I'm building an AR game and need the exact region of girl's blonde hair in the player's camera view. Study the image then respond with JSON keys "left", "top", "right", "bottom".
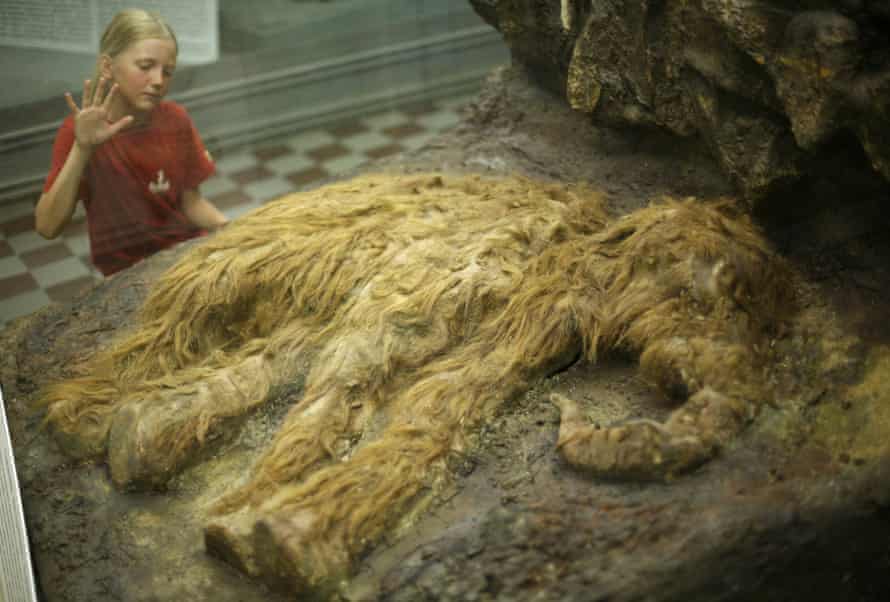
{"left": 91, "top": 9, "right": 178, "bottom": 95}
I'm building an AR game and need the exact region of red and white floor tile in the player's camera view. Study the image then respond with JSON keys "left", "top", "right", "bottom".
{"left": 0, "top": 94, "right": 471, "bottom": 329}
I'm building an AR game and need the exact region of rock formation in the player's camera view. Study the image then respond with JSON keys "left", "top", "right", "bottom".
{"left": 470, "top": 0, "right": 890, "bottom": 200}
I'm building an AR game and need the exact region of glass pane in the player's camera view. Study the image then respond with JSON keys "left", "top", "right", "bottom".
{"left": 0, "top": 0, "right": 508, "bottom": 326}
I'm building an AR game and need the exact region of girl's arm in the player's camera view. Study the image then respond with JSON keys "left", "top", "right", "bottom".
{"left": 181, "top": 188, "right": 229, "bottom": 231}
{"left": 35, "top": 143, "right": 92, "bottom": 239}
{"left": 36, "top": 78, "right": 132, "bottom": 239}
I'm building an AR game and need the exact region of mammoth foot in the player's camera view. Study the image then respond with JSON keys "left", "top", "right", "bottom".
{"left": 551, "top": 387, "right": 752, "bottom": 480}
{"left": 106, "top": 392, "right": 257, "bottom": 490}
{"left": 106, "top": 355, "right": 272, "bottom": 489}
{"left": 206, "top": 508, "right": 349, "bottom": 597}
{"left": 106, "top": 396, "right": 205, "bottom": 489}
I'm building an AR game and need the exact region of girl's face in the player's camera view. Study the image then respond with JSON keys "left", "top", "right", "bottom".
{"left": 102, "top": 37, "right": 177, "bottom": 118}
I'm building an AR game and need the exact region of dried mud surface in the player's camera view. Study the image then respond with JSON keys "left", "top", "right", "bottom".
{"left": 4, "top": 65, "right": 890, "bottom": 601}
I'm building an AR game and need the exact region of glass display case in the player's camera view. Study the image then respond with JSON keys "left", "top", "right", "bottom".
{"left": 0, "top": 0, "right": 507, "bottom": 325}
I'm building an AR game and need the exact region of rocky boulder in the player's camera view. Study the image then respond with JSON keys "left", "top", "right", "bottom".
{"left": 470, "top": 0, "right": 890, "bottom": 201}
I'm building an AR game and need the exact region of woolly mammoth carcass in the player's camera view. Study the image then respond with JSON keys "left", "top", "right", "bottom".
{"left": 40, "top": 172, "right": 794, "bottom": 596}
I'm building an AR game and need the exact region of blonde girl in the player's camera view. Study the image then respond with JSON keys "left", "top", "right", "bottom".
{"left": 36, "top": 9, "right": 227, "bottom": 276}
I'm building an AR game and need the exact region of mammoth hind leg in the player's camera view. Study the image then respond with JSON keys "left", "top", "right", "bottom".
{"left": 204, "top": 342, "right": 539, "bottom": 596}
{"left": 205, "top": 421, "right": 452, "bottom": 596}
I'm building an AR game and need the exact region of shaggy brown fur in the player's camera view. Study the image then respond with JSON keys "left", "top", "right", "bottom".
{"left": 39, "top": 172, "right": 794, "bottom": 595}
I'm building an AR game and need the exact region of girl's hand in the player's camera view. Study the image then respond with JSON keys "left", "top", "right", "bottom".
{"left": 64, "top": 77, "right": 134, "bottom": 151}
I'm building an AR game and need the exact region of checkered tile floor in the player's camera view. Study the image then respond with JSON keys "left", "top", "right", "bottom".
{"left": 0, "top": 95, "right": 471, "bottom": 329}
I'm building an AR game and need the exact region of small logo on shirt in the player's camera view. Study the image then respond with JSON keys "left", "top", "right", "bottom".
{"left": 149, "top": 170, "right": 171, "bottom": 194}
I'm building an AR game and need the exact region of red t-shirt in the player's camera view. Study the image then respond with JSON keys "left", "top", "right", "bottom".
{"left": 43, "top": 101, "right": 215, "bottom": 276}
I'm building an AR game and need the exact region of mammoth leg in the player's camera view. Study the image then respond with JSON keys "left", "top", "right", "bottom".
{"left": 205, "top": 341, "right": 547, "bottom": 596}
{"left": 203, "top": 276, "right": 586, "bottom": 594}
{"left": 40, "top": 240, "right": 305, "bottom": 461}
{"left": 203, "top": 381, "right": 362, "bottom": 578}
{"left": 552, "top": 336, "right": 761, "bottom": 480}
{"left": 204, "top": 328, "right": 464, "bottom": 581}
{"left": 106, "top": 351, "right": 288, "bottom": 489}
{"left": 209, "top": 422, "right": 451, "bottom": 596}
{"left": 552, "top": 386, "right": 752, "bottom": 480}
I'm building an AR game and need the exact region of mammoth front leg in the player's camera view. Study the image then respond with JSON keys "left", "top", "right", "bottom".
{"left": 106, "top": 351, "right": 286, "bottom": 489}
{"left": 552, "top": 335, "right": 763, "bottom": 480}
{"left": 551, "top": 386, "right": 753, "bottom": 480}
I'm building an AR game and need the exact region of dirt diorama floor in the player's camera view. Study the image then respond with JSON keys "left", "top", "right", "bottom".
{"left": 3, "top": 66, "right": 890, "bottom": 601}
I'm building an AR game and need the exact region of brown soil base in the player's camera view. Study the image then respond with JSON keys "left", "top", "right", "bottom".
{"left": 3, "top": 65, "right": 890, "bottom": 601}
